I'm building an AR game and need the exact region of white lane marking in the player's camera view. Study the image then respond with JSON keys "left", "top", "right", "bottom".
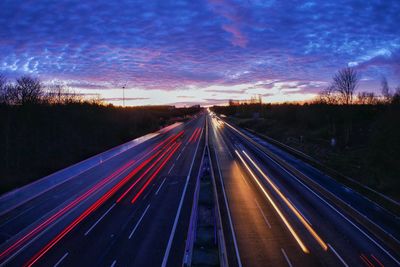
{"left": 84, "top": 203, "right": 116, "bottom": 236}
{"left": 128, "top": 204, "right": 150, "bottom": 239}
{"left": 143, "top": 189, "right": 152, "bottom": 200}
{"left": 53, "top": 252, "right": 68, "bottom": 267}
{"left": 176, "top": 152, "right": 182, "bottom": 161}
{"left": 0, "top": 131, "right": 184, "bottom": 265}
{"left": 212, "top": 135, "right": 243, "bottom": 266}
{"left": 161, "top": 125, "right": 204, "bottom": 267}
{"left": 228, "top": 123, "right": 400, "bottom": 265}
{"left": 239, "top": 173, "right": 250, "bottom": 187}
{"left": 254, "top": 199, "right": 271, "bottom": 229}
{"left": 156, "top": 178, "right": 167, "bottom": 195}
{"left": 110, "top": 260, "right": 117, "bottom": 267}
{"left": 281, "top": 248, "right": 293, "bottom": 267}
{"left": 287, "top": 198, "right": 312, "bottom": 226}
{"left": 328, "top": 244, "right": 349, "bottom": 267}
{"left": 168, "top": 163, "right": 175, "bottom": 174}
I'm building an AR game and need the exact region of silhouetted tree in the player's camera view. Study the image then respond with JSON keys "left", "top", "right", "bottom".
{"left": 0, "top": 74, "right": 6, "bottom": 104}
{"left": 357, "top": 92, "right": 377, "bottom": 105}
{"left": 318, "top": 84, "right": 339, "bottom": 104}
{"left": 11, "top": 76, "right": 43, "bottom": 105}
{"left": 46, "top": 83, "right": 82, "bottom": 104}
{"left": 392, "top": 86, "right": 400, "bottom": 105}
{"left": 332, "top": 67, "right": 359, "bottom": 104}
{"left": 381, "top": 76, "right": 391, "bottom": 102}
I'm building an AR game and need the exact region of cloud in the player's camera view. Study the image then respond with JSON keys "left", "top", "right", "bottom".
{"left": 0, "top": 0, "right": 399, "bottom": 105}
{"left": 207, "top": 0, "right": 248, "bottom": 47}
{"left": 355, "top": 48, "right": 400, "bottom": 75}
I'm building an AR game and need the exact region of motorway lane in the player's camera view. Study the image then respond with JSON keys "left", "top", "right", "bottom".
{"left": 241, "top": 128, "right": 400, "bottom": 242}
{"left": 38, "top": 117, "right": 205, "bottom": 267}
{"left": 0, "top": 124, "right": 189, "bottom": 245}
{"left": 210, "top": 113, "right": 400, "bottom": 266}
{"left": 231, "top": 127, "right": 400, "bottom": 266}
{"left": 209, "top": 116, "right": 325, "bottom": 267}
{"left": 0, "top": 114, "right": 204, "bottom": 262}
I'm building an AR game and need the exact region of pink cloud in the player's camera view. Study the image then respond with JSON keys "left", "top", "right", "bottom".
{"left": 207, "top": 0, "right": 248, "bottom": 48}
{"left": 222, "top": 24, "right": 248, "bottom": 48}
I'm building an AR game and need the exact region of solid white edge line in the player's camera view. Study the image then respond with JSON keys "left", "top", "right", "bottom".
{"left": 128, "top": 204, "right": 150, "bottom": 239}
{"left": 53, "top": 252, "right": 68, "bottom": 267}
{"left": 84, "top": 203, "right": 116, "bottom": 236}
{"left": 254, "top": 199, "right": 271, "bottom": 229}
{"left": 328, "top": 244, "right": 349, "bottom": 267}
{"left": 210, "top": 121, "right": 243, "bottom": 267}
{"left": 161, "top": 122, "right": 203, "bottom": 267}
{"left": 155, "top": 178, "right": 167, "bottom": 195}
{"left": 281, "top": 248, "right": 293, "bottom": 267}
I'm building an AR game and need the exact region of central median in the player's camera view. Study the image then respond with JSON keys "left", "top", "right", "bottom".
{"left": 183, "top": 118, "right": 228, "bottom": 267}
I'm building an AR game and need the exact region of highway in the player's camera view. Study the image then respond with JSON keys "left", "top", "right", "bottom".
{"left": 0, "top": 110, "right": 399, "bottom": 267}
{"left": 0, "top": 113, "right": 205, "bottom": 266}
{"left": 208, "top": 112, "right": 400, "bottom": 267}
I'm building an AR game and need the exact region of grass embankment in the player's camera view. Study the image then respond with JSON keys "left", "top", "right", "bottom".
{"left": 212, "top": 103, "right": 400, "bottom": 200}
{"left": 0, "top": 103, "right": 200, "bottom": 194}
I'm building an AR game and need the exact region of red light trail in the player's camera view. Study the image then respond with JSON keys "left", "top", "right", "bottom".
{"left": 23, "top": 131, "right": 184, "bottom": 266}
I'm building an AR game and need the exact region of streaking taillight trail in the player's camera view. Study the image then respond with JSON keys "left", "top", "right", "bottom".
{"left": 0, "top": 158, "right": 136, "bottom": 262}
{"left": 188, "top": 128, "right": 198, "bottom": 143}
{"left": 23, "top": 131, "right": 185, "bottom": 266}
{"left": 116, "top": 141, "right": 177, "bottom": 203}
{"left": 131, "top": 142, "right": 181, "bottom": 204}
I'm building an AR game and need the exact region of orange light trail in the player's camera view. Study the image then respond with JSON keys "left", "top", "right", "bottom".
{"left": 235, "top": 150, "right": 310, "bottom": 254}
{"left": 242, "top": 150, "right": 328, "bottom": 251}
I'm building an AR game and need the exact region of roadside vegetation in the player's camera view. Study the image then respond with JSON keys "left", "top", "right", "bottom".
{"left": 0, "top": 74, "right": 200, "bottom": 194}
{"left": 212, "top": 68, "right": 400, "bottom": 200}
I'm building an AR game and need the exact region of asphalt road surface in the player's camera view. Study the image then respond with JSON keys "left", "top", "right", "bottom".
{"left": 0, "top": 110, "right": 399, "bottom": 267}
{"left": 0, "top": 113, "right": 205, "bottom": 267}
{"left": 208, "top": 112, "right": 400, "bottom": 267}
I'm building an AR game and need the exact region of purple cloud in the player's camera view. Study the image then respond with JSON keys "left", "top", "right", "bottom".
{"left": 0, "top": 0, "right": 399, "bottom": 105}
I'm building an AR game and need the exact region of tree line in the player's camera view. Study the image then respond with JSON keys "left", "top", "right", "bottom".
{"left": 317, "top": 67, "right": 400, "bottom": 105}
{"left": 0, "top": 74, "right": 200, "bottom": 194}
{"left": 0, "top": 74, "right": 87, "bottom": 105}
{"left": 212, "top": 67, "right": 400, "bottom": 198}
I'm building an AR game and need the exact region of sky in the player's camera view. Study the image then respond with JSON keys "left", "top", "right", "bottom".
{"left": 0, "top": 0, "right": 399, "bottom": 106}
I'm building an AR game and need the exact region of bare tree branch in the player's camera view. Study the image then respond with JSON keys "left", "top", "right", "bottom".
{"left": 11, "top": 76, "right": 44, "bottom": 105}
{"left": 332, "top": 67, "right": 359, "bottom": 104}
